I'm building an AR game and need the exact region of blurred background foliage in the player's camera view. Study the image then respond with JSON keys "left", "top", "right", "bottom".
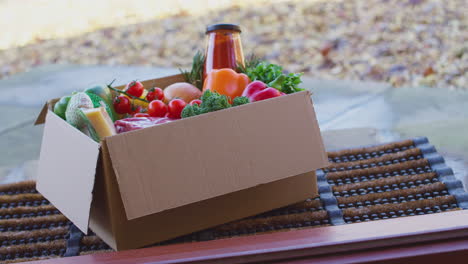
{"left": 0, "top": 0, "right": 466, "bottom": 89}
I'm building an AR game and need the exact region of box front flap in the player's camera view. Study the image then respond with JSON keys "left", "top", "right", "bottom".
{"left": 106, "top": 91, "right": 328, "bottom": 220}
{"left": 36, "top": 110, "right": 100, "bottom": 233}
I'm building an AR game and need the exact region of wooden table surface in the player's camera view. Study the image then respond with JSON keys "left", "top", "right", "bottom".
{"left": 26, "top": 210, "right": 468, "bottom": 264}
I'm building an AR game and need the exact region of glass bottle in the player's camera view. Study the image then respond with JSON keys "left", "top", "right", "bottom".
{"left": 204, "top": 24, "right": 245, "bottom": 81}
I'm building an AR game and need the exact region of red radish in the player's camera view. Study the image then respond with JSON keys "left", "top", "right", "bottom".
{"left": 249, "top": 87, "right": 282, "bottom": 102}
{"left": 242, "top": 81, "right": 267, "bottom": 98}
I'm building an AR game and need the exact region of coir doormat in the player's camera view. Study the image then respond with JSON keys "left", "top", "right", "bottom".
{"left": 1, "top": 137, "right": 467, "bottom": 263}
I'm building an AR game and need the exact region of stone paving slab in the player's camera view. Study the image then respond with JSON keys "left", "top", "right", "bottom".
{"left": 0, "top": 105, "right": 40, "bottom": 132}
{"left": 303, "top": 77, "right": 391, "bottom": 130}
{"left": 0, "top": 64, "right": 178, "bottom": 107}
{"left": 1, "top": 122, "right": 43, "bottom": 167}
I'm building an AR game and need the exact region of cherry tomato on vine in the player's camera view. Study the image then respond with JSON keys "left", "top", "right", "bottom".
{"left": 130, "top": 105, "right": 144, "bottom": 115}
{"left": 125, "top": 81, "right": 144, "bottom": 97}
{"left": 146, "top": 87, "right": 164, "bottom": 102}
{"left": 113, "top": 95, "right": 132, "bottom": 114}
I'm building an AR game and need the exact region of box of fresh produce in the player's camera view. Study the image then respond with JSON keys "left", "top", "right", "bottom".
{"left": 34, "top": 24, "right": 329, "bottom": 250}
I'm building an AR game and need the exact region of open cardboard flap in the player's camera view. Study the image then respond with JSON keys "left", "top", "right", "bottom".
{"left": 35, "top": 99, "right": 59, "bottom": 125}
{"left": 105, "top": 91, "right": 329, "bottom": 220}
{"left": 36, "top": 110, "right": 100, "bottom": 233}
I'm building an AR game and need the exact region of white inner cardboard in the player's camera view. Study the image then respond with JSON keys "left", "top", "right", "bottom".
{"left": 37, "top": 110, "right": 100, "bottom": 233}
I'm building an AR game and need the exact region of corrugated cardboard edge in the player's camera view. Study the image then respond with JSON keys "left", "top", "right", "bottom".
{"left": 34, "top": 103, "right": 49, "bottom": 125}
{"left": 89, "top": 147, "right": 118, "bottom": 249}
{"left": 305, "top": 91, "right": 333, "bottom": 168}
{"left": 34, "top": 99, "right": 60, "bottom": 125}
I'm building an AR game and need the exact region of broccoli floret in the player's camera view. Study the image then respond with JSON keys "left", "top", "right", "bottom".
{"left": 181, "top": 104, "right": 203, "bottom": 118}
{"left": 200, "top": 90, "right": 231, "bottom": 112}
{"left": 232, "top": 96, "right": 250, "bottom": 106}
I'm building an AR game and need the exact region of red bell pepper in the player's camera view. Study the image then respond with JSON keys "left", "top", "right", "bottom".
{"left": 242, "top": 81, "right": 283, "bottom": 102}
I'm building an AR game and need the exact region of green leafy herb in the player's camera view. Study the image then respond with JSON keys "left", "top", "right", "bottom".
{"left": 243, "top": 61, "right": 303, "bottom": 94}
{"left": 237, "top": 53, "right": 262, "bottom": 74}
{"left": 180, "top": 51, "right": 205, "bottom": 90}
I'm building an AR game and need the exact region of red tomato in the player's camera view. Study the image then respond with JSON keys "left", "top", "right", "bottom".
{"left": 189, "top": 99, "right": 202, "bottom": 106}
{"left": 130, "top": 105, "right": 143, "bottom": 115}
{"left": 146, "top": 87, "right": 164, "bottom": 102}
{"left": 148, "top": 100, "right": 168, "bottom": 117}
{"left": 125, "top": 81, "right": 144, "bottom": 97}
{"left": 167, "top": 99, "right": 186, "bottom": 119}
{"left": 134, "top": 113, "right": 150, "bottom": 117}
{"left": 113, "top": 95, "right": 132, "bottom": 114}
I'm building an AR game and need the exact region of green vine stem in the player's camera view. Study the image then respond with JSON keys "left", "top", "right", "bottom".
{"left": 107, "top": 79, "right": 149, "bottom": 103}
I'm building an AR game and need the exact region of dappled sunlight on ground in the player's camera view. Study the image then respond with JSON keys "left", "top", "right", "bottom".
{"left": 0, "top": 0, "right": 466, "bottom": 89}
{"left": 0, "top": 0, "right": 295, "bottom": 49}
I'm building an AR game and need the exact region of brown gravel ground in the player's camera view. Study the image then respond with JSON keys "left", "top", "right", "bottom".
{"left": 0, "top": 0, "right": 466, "bottom": 89}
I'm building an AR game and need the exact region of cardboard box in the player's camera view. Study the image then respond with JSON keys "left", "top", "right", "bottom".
{"left": 34, "top": 74, "right": 329, "bottom": 250}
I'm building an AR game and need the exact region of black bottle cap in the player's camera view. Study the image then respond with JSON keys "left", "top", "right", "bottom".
{"left": 206, "top": 24, "right": 241, "bottom": 34}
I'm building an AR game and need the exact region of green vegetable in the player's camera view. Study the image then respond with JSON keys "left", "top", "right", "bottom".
{"left": 243, "top": 61, "right": 303, "bottom": 94}
{"left": 180, "top": 51, "right": 205, "bottom": 90}
{"left": 181, "top": 104, "right": 203, "bottom": 118}
{"left": 181, "top": 90, "right": 232, "bottom": 118}
{"left": 85, "top": 85, "right": 113, "bottom": 107}
{"left": 53, "top": 95, "right": 71, "bottom": 120}
{"left": 232, "top": 96, "right": 250, "bottom": 106}
{"left": 200, "top": 90, "right": 231, "bottom": 112}
{"left": 237, "top": 54, "right": 262, "bottom": 73}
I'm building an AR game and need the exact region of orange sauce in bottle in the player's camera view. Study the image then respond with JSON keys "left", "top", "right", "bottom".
{"left": 204, "top": 24, "right": 245, "bottom": 81}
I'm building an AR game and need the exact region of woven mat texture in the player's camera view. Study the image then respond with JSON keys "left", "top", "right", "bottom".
{"left": 0, "top": 138, "right": 466, "bottom": 263}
